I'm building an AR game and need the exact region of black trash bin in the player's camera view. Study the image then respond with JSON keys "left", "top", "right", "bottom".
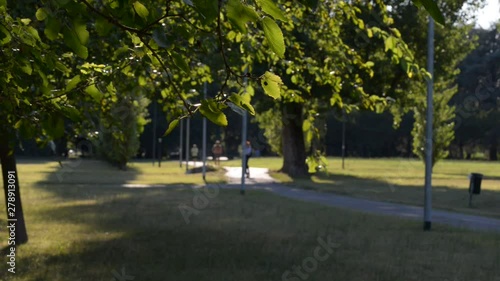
{"left": 469, "top": 173, "right": 483, "bottom": 194}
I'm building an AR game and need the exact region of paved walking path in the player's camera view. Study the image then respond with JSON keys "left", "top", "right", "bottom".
{"left": 223, "top": 167, "right": 500, "bottom": 233}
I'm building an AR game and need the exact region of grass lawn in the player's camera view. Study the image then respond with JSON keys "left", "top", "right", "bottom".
{"left": 1, "top": 159, "right": 500, "bottom": 280}
{"left": 226, "top": 157, "right": 500, "bottom": 218}
{"left": 19, "top": 158, "right": 226, "bottom": 187}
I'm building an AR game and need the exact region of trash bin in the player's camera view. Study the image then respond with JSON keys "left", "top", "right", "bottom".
{"left": 469, "top": 173, "right": 483, "bottom": 194}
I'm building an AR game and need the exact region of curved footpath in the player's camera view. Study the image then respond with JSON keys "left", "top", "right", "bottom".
{"left": 223, "top": 167, "right": 500, "bottom": 233}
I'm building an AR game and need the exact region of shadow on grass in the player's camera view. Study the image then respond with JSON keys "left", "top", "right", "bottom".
{"left": 275, "top": 170, "right": 500, "bottom": 218}
{"left": 5, "top": 184, "right": 500, "bottom": 281}
{"left": 3, "top": 159, "right": 500, "bottom": 280}
{"left": 5, "top": 186, "right": 321, "bottom": 280}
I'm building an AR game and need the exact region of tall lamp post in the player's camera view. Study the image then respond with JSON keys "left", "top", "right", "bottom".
{"left": 179, "top": 118, "right": 183, "bottom": 168}
{"left": 158, "top": 138, "right": 162, "bottom": 167}
{"left": 185, "top": 117, "right": 190, "bottom": 173}
{"left": 240, "top": 73, "right": 248, "bottom": 195}
{"left": 152, "top": 97, "right": 157, "bottom": 166}
{"left": 423, "top": 16, "right": 435, "bottom": 231}
{"left": 341, "top": 110, "right": 346, "bottom": 170}
{"left": 202, "top": 82, "right": 208, "bottom": 181}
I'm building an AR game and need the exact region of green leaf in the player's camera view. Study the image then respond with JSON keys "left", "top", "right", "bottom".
{"left": 384, "top": 36, "right": 397, "bottom": 52}
{"left": 256, "top": 0, "right": 286, "bottom": 21}
{"left": 133, "top": 1, "right": 149, "bottom": 20}
{"left": 152, "top": 28, "right": 168, "bottom": 48}
{"left": 15, "top": 119, "right": 36, "bottom": 139}
{"left": 199, "top": 99, "right": 228, "bottom": 126}
{"left": 21, "top": 18, "right": 32, "bottom": 25}
{"left": 0, "top": 0, "right": 6, "bottom": 7}
{"left": 73, "top": 19, "right": 89, "bottom": 45}
{"left": 171, "top": 53, "right": 190, "bottom": 73}
{"left": 261, "top": 17, "right": 285, "bottom": 58}
{"left": 228, "top": 93, "right": 255, "bottom": 115}
{"left": 138, "top": 75, "right": 147, "bottom": 86}
{"left": 0, "top": 25, "right": 12, "bottom": 45}
{"left": 95, "top": 17, "right": 113, "bottom": 36}
{"left": 61, "top": 106, "right": 81, "bottom": 122}
{"left": 66, "top": 75, "right": 81, "bottom": 91}
{"left": 44, "top": 17, "right": 61, "bottom": 40}
{"left": 412, "top": 0, "right": 445, "bottom": 25}
{"left": 36, "top": 8, "right": 48, "bottom": 21}
{"left": 85, "top": 85, "right": 102, "bottom": 102}
{"left": 260, "top": 71, "right": 282, "bottom": 99}
{"left": 26, "top": 26, "right": 42, "bottom": 42}
{"left": 55, "top": 62, "right": 70, "bottom": 73}
{"left": 43, "top": 114, "right": 65, "bottom": 138}
{"left": 192, "top": 0, "right": 218, "bottom": 24}
{"left": 226, "top": 0, "right": 259, "bottom": 33}
{"left": 106, "top": 82, "right": 117, "bottom": 94}
{"left": 19, "top": 59, "right": 32, "bottom": 75}
{"left": 164, "top": 119, "right": 179, "bottom": 136}
{"left": 302, "top": 118, "right": 311, "bottom": 132}
{"left": 364, "top": 61, "right": 374, "bottom": 68}
{"left": 63, "top": 26, "right": 88, "bottom": 59}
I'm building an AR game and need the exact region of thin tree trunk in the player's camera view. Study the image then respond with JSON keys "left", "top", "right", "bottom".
{"left": 458, "top": 140, "right": 464, "bottom": 159}
{"left": 489, "top": 132, "right": 498, "bottom": 161}
{"left": 280, "top": 102, "right": 308, "bottom": 177}
{"left": 0, "top": 135, "right": 28, "bottom": 245}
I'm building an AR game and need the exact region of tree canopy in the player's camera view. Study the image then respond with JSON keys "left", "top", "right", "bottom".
{"left": 0, "top": 0, "right": 449, "bottom": 244}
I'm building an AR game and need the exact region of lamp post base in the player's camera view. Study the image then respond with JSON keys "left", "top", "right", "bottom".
{"left": 423, "top": 221, "right": 432, "bottom": 231}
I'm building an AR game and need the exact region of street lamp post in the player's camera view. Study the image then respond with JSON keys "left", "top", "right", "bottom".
{"left": 186, "top": 117, "right": 190, "bottom": 173}
{"left": 179, "top": 118, "right": 183, "bottom": 168}
{"left": 202, "top": 82, "right": 207, "bottom": 181}
{"left": 240, "top": 72, "right": 248, "bottom": 195}
{"left": 158, "top": 138, "right": 162, "bottom": 167}
{"left": 152, "top": 98, "right": 157, "bottom": 166}
{"left": 341, "top": 110, "right": 346, "bottom": 170}
{"left": 424, "top": 16, "right": 435, "bottom": 231}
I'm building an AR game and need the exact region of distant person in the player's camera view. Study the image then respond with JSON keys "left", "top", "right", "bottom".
{"left": 49, "top": 140, "right": 62, "bottom": 167}
{"left": 191, "top": 144, "right": 199, "bottom": 163}
{"left": 212, "top": 140, "right": 223, "bottom": 166}
{"left": 244, "top": 140, "right": 252, "bottom": 178}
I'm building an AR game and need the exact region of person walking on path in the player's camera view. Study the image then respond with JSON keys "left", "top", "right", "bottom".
{"left": 190, "top": 144, "right": 199, "bottom": 164}
{"left": 212, "top": 140, "right": 223, "bottom": 166}
{"left": 244, "top": 140, "right": 252, "bottom": 178}
{"left": 49, "top": 140, "right": 62, "bottom": 167}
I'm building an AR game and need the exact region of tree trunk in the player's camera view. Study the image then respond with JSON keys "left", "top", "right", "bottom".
{"left": 489, "top": 132, "right": 498, "bottom": 161}
{"left": 280, "top": 102, "right": 309, "bottom": 178}
{"left": 458, "top": 140, "right": 464, "bottom": 159}
{"left": 0, "top": 135, "right": 28, "bottom": 245}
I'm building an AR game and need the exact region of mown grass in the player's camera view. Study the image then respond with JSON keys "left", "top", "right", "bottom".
{"left": 0, "top": 159, "right": 499, "bottom": 280}
{"left": 226, "top": 157, "right": 500, "bottom": 218}
{"left": 20, "top": 158, "right": 226, "bottom": 187}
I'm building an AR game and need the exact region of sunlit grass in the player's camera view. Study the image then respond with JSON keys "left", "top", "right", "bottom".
{"left": 20, "top": 158, "right": 226, "bottom": 187}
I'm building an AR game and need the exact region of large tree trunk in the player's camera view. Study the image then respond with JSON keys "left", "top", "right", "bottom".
{"left": 0, "top": 135, "right": 28, "bottom": 245}
{"left": 280, "top": 102, "right": 309, "bottom": 178}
